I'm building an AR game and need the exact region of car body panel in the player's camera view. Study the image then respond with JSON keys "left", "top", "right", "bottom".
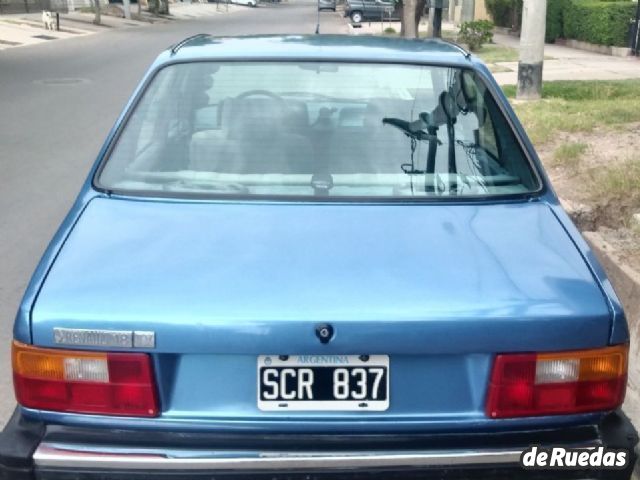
{"left": 21, "top": 405, "right": 606, "bottom": 433}
{"left": 344, "top": 0, "right": 398, "bottom": 21}
{"left": 12, "top": 36, "right": 630, "bottom": 437}
{"left": 24, "top": 196, "right": 613, "bottom": 431}
{"left": 318, "top": 0, "right": 336, "bottom": 10}
{"left": 230, "top": 0, "right": 257, "bottom": 7}
{"left": 154, "top": 36, "right": 472, "bottom": 68}
{"left": 545, "top": 201, "right": 629, "bottom": 344}
{"left": 32, "top": 198, "right": 610, "bottom": 354}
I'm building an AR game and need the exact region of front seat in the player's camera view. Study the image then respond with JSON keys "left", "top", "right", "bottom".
{"left": 189, "top": 98, "right": 239, "bottom": 173}
{"left": 227, "top": 96, "right": 291, "bottom": 174}
{"left": 190, "top": 96, "right": 311, "bottom": 175}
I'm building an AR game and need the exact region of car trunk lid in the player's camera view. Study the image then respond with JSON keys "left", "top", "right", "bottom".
{"left": 28, "top": 197, "right": 612, "bottom": 429}
{"left": 32, "top": 197, "right": 611, "bottom": 354}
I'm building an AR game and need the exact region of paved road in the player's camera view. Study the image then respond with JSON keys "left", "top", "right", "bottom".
{"left": 0, "top": 1, "right": 347, "bottom": 429}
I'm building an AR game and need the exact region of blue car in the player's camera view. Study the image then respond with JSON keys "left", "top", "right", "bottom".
{"left": 0, "top": 35, "right": 637, "bottom": 479}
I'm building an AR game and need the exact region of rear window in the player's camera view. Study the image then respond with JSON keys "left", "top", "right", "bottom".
{"left": 97, "top": 61, "right": 540, "bottom": 199}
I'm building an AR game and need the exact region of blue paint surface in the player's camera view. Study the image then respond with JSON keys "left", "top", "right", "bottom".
{"left": 14, "top": 35, "right": 629, "bottom": 433}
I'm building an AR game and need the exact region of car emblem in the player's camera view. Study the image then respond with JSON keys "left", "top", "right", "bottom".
{"left": 315, "top": 324, "right": 334, "bottom": 344}
{"left": 53, "top": 328, "right": 155, "bottom": 349}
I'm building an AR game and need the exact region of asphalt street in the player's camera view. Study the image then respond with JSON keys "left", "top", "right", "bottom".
{"left": 0, "top": 0, "right": 348, "bottom": 428}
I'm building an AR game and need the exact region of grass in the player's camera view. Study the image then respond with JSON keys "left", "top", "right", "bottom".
{"left": 551, "top": 142, "right": 589, "bottom": 168}
{"left": 501, "top": 80, "right": 640, "bottom": 144}
{"left": 588, "top": 158, "right": 640, "bottom": 204}
{"left": 470, "top": 44, "right": 552, "bottom": 73}
{"left": 488, "top": 64, "right": 513, "bottom": 74}
{"left": 503, "top": 80, "right": 640, "bottom": 240}
{"left": 503, "top": 80, "right": 640, "bottom": 101}
{"left": 475, "top": 44, "right": 519, "bottom": 63}
{"left": 583, "top": 157, "right": 640, "bottom": 227}
{"left": 440, "top": 30, "right": 458, "bottom": 42}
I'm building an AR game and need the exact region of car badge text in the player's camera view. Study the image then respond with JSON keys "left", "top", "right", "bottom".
{"left": 53, "top": 328, "right": 155, "bottom": 349}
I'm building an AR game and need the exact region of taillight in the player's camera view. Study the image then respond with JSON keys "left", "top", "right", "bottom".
{"left": 486, "top": 345, "right": 627, "bottom": 419}
{"left": 12, "top": 341, "right": 158, "bottom": 417}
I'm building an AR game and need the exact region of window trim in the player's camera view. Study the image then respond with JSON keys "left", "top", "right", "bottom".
{"left": 92, "top": 58, "right": 547, "bottom": 203}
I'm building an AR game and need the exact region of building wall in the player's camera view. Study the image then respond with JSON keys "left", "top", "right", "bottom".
{"left": 474, "top": 0, "right": 489, "bottom": 20}
{"left": 451, "top": 0, "right": 490, "bottom": 24}
{"left": 0, "top": 0, "right": 105, "bottom": 13}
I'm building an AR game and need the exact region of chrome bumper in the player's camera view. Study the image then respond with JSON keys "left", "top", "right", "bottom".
{"left": 2, "top": 408, "right": 638, "bottom": 479}
{"left": 33, "top": 442, "right": 583, "bottom": 471}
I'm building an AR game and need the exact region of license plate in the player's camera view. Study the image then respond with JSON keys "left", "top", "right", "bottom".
{"left": 257, "top": 355, "right": 389, "bottom": 411}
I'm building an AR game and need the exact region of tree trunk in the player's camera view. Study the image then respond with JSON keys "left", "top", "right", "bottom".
{"left": 399, "top": 2, "right": 405, "bottom": 35}
{"left": 414, "top": 0, "right": 426, "bottom": 35}
{"left": 159, "top": 0, "right": 169, "bottom": 14}
{"left": 402, "top": 0, "right": 418, "bottom": 38}
{"left": 137, "top": 0, "right": 141, "bottom": 16}
{"left": 92, "top": 0, "right": 101, "bottom": 24}
{"left": 432, "top": 7, "right": 442, "bottom": 37}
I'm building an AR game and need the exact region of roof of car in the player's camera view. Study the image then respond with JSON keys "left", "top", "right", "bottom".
{"left": 156, "top": 35, "right": 474, "bottom": 67}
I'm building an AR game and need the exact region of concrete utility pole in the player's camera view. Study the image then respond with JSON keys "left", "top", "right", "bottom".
{"left": 517, "top": 0, "right": 547, "bottom": 100}
{"left": 448, "top": 0, "right": 455, "bottom": 23}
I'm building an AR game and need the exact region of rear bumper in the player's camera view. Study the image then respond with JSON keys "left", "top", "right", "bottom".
{"left": 1, "top": 408, "right": 638, "bottom": 480}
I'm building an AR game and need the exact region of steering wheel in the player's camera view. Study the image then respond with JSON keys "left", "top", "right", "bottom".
{"left": 235, "top": 90, "right": 287, "bottom": 109}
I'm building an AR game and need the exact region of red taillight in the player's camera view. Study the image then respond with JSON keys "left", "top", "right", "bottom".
{"left": 486, "top": 345, "right": 628, "bottom": 419}
{"left": 12, "top": 341, "right": 159, "bottom": 417}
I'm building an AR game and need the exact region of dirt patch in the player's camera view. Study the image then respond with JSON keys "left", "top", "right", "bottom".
{"left": 596, "top": 227, "right": 640, "bottom": 274}
{"left": 537, "top": 123, "right": 640, "bottom": 272}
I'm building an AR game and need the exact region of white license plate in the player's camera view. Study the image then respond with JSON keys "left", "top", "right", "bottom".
{"left": 257, "top": 355, "right": 389, "bottom": 411}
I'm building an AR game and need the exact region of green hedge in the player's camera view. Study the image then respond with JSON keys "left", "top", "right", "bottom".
{"left": 562, "top": 0, "right": 636, "bottom": 47}
{"left": 545, "top": 0, "right": 568, "bottom": 43}
{"left": 485, "top": 0, "right": 521, "bottom": 28}
{"left": 488, "top": 0, "right": 635, "bottom": 47}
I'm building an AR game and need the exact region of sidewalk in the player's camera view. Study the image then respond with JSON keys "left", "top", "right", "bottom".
{"left": 0, "top": 10, "right": 154, "bottom": 50}
{"left": 0, "top": 14, "right": 94, "bottom": 48}
{"left": 0, "top": 2, "right": 240, "bottom": 50}
{"left": 348, "top": 19, "right": 640, "bottom": 85}
{"left": 490, "top": 31, "right": 640, "bottom": 85}
{"left": 168, "top": 2, "right": 244, "bottom": 20}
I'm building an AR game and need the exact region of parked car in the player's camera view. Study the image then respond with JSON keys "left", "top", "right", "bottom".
{"left": 318, "top": 0, "right": 336, "bottom": 11}
{"left": 0, "top": 34, "right": 638, "bottom": 480}
{"left": 344, "top": 0, "right": 397, "bottom": 23}
{"left": 231, "top": 0, "right": 257, "bottom": 7}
